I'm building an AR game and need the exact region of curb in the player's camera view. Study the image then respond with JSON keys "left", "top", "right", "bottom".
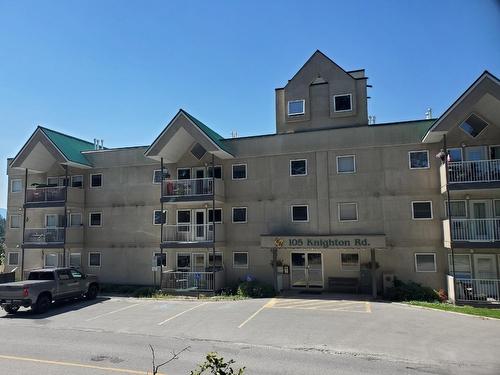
{"left": 393, "top": 302, "right": 500, "bottom": 321}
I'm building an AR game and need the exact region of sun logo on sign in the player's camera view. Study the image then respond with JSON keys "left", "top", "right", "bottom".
{"left": 274, "top": 238, "right": 284, "bottom": 248}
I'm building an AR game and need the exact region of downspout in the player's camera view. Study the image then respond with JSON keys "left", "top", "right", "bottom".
{"left": 21, "top": 168, "right": 28, "bottom": 280}
{"left": 159, "top": 158, "right": 165, "bottom": 289}
{"left": 212, "top": 153, "right": 216, "bottom": 294}
{"left": 63, "top": 165, "right": 68, "bottom": 267}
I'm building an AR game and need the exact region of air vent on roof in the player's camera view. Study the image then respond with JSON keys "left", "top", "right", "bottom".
{"left": 191, "top": 143, "right": 207, "bottom": 160}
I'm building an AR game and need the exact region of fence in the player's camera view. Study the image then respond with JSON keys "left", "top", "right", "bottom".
{"left": 448, "top": 160, "right": 500, "bottom": 183}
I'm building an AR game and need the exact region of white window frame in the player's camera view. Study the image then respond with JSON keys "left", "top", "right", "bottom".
{"left": 11, "top": 179, "right": 22, "bottom": 193}
{"left": 232, "top": 207, "right": 248, "bottom": 223}
{"left": 44, "top": 253, "right": 59, "bottom": 268}
{"left": 411, "top": 201, "right": 433, "bottom": 220}
{"left": 69, "top": 252, "right": 81, "bottom": 268}
{"left": 338, "top": 202, "right": 358, "bottom": 222}
{"left": 88, "top": 252, "right": 102, "bottom": 268}
{"left": 494, "top": 199, "right": 500, "bottom": 217}
{"left": 45, "top": 213, "right": 59, "bottom": 228}
{"left": 153, "top": 169, "right": 162, "bottom": 184}
{"left": 415, "top": 253, "right": 437, "bottom": 273}
{"left": 459, "top": 113, "right": 489, "bottom": 139}
{"left": 90, "top": 173, "right": 103, "bottom": 188}
{"left": 408, "top": 150, "right": 430, "bottom": 170}
{"left": 208, "top": 252, "right": 224, "bottom": 269}
{"left": 336, "top": 155, "right": 356, "bottom": 174}
{"left": 69, "top": 213, "right": 83, "bottom": 227}
{"left": 7, "top": 251, "right": 20, "bottom": 266}
{"left": 489, "top": 144, "right": 500, "bottom": 160}
{"left": 448, "top": 147, "right": 463, "bottom": 162}
{"left": 444, "top": 200, "right": 467, "bottom": 218}
{"left": 71, "top": 175, "right": 84, "bottom": 188}
{"left": 287, "top": 99, "right": 305, "bottom": 116}
{"left": 177, "top": 168, "right": 191, "bottom": 180}
{"left": 340, "top": 252, "right": 360, "bottom": 271}
{"left": 289, "top": 159, "right": 307, "bottom": 176}
{"left": 208, "top": 208, "right": 223, "bottom": 224}
{"left": 88, "top": 212, "right": 103, "bottom": 227}
{"left": 47, "top": 176, "right": 59, "bottom": 186}
{"left": 291, "top": 205, "right": 309, "bottom": 222}
{"left": 208, "top": 165, "right": 223, "bottom": 179}
{"left": 153, "top": 210, "right": 167, "bottom": 225}
{"left": 232, "top": 163, "right": 247, "bottom": 180}
{"left": 9, "top": 215, "right": 21, "bottom": 229}
{"left": 447, "top": 254, "right": 472, "bottom": 276}
{"left": 333, "top": 93, "right": 352, "bottom": 112}
{"left": 232, "top": 252, "right": 249, "bottom": 269}
{"left": 153, "top": 251, "right": 167, "bottom": 267}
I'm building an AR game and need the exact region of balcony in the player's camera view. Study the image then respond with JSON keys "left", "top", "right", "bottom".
{"left": 24, "top": 186, "right": 84, "bottom": 208}
{"left": 441, "top": 160, "right": 500, "bottom": 192}
{"left": 443, "top": 219, "right": 500, "bottom": 248}
{"left": 23, "top": 228, "right": 65, "bottom": 247}
{"left": 161, "top": 270, "right": 225, "bottom": 292}
{"left": 161, "top": 224, "right": 224, "bottom": 248}
{"left": 162, "top": 178, "right": 224, "bottom": 203}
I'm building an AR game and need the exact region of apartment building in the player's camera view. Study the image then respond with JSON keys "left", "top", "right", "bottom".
{"left": 4, "top": 51, "right": 500, "bottom": 299}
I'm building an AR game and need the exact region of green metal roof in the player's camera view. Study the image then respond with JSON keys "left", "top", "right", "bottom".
{"left": 39, "top": 126, "right": 96, "bottom": 166}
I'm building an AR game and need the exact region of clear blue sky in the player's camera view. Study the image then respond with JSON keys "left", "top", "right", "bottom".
{"left": 1, "top": 0, "right": 499, "bottom": 208}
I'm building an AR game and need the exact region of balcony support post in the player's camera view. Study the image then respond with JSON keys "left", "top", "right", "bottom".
{"left": 212, "top": 153, "right": 216, "bottom": 294}
{"left": 21, "top": 168, "right": 28, "bottom": 280}
{"left": 159, "top": 157, "right": 165, "bottom": 289}
{"left": 444, "top": 135, "right": 457, "bottom": 304}
{"left": 63, "top": 164, "right": 68, "bottom": 267}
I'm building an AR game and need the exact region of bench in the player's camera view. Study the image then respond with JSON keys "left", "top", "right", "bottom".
{"left": 328, "top": 277, "right": 359, "bottom": 293}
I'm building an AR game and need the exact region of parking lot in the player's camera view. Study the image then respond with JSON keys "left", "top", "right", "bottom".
{"left": 0, "top": 295, "right": 499, "bottom": 374}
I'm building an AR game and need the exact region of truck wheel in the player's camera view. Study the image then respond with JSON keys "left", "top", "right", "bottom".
{"left": 4, "top": 305, "right": 20, "bottom": 314}
{"left": 33, "top": 294, "right": 51, "bottom": 314}
{"left": 86, "top": 284, "right": 99, "bottom": 300}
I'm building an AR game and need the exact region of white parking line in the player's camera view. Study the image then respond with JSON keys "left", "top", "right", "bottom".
{"left": 238, "top": 298, "right": 276, "bottom": 329}
{"left": 158, "top": 302, "right": 208, "bottom": 326}
{"left": 85, "top": 303, "right": 140, "bottom": 322}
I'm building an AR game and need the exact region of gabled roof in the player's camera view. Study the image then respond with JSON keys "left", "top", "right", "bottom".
{"left": 179, "top": 109, "right": 230, "bottom": 154}
{"left": 38, "top": 127, "right": 96, "bottom": 166}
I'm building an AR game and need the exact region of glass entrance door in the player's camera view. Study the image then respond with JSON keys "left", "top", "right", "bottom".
{"left": 194, "top": 210, "right": 206, "bottom": 240}
{"left": 471, "top": 200, "right": 491, "bottom": 240}
{"left": 291, "top": 252, "right": 323, "bottom": 288}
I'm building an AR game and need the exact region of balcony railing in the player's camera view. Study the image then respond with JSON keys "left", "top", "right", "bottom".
{"left": 26, "top": 187, "right": 65, "bottom": 203}
{"left": 162, "top": 270, "right": 225, "bottom": 291}
{"left": 162, "top": 224, "right": 214, "bottom": 243}
{"left": 448, "top": 159, "right": 500, "bottom": 183}
{"left": 24, "top": 228, "right": 65, "bottom": 244}
{"left": 454, "top": 278, "right": 500, "bottom": 303}
{"left": 163, "top": 178, "right": 213, "bottom": 197}
{"left": 451, "top": 219, "right": 500, "bottom": 242}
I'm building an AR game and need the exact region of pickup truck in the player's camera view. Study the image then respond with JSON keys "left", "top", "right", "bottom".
{"left": 0, "top": 268, "right": 99, "bottom": 314}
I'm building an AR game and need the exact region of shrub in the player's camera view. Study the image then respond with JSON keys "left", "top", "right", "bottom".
{"left": 190, "top": 352, "right": 245, "bottom": 375}
{"left": 385, "top": 279, "right": 440, "bottom": 302}
{"left": 237, "top": 281, "right": 275, "bottom": 298}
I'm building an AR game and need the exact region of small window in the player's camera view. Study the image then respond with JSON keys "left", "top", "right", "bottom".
{"left": 233, "top": 252, "right": 248, "bottom": 268}
{"left": 89, "top": 212, "right": 102, "bottom": 227}
{"left": 90, "top": 174, "right": 102, "bottom": 188}
{"left": 341, "top": 253, "right": 359, "bottom": 271}
{"left": 177, "top": 253, "right": 191, "bottom": 271}
{"left": 7, "top": 252, "right": 20, "bottom": 266}
{"left": 11, "top": 179, "right": 22, "bottom": 193}
{"left": 177, "top": 168, "right": 191, "bottom": 180}
{"left": 232, "top": 164, "right": 247, "bottom": 180}
{"left": 153, "top": 170, "right": 162, "bottom": 184}
{"left": 290, "top": 159, "right": 307, "bottom": 176}
{"left": 333, "top": 94, "right": 352, "bottom": 112}
{"left": 71, "top": 175, "right": 83, "bottom": 188}
{"left": 208, "top": 252, "right": 223, "bottom": 269}
{"left": 154, "top": 252, "right": 167, "bottom": 267}
{"left": 291, "top": 205, "right": 309, "bottom": 222}
{"left": 9, "top": 215, "right": 21, "bottom": 229}
{"left": 288, "top": 100, "right": 305, "bottom": 116}
{"left": 44, "top": 254, "right": 58, "bottom": 268}
{"left": 495, "top": 200, "right": 500, "bottom": 217}
{"left": 337, "top": 155, "right": 356, "bottom": 173}
{"left": 448, "top": 254, "right": 471, "bottom": 279}
{"left": 89, "top": 252, "right": 101, "bottom": 267}
{"left": 153, "top": 210, "right": 167, "bottom": 225}
{"left": 47, "top": 177, "right": 59, "bottom": 186}
{"left": 208, "top": 208, "right": 223, "bottom": 223}
{"left": 459, "top": 114, "right": 488, "bottom": 138}
{"left": 409, "top": 151, "right": 429, "bottom": 169}
{"left": 415, "top": 253, "right": 436, "bottom": 272}
{"left": 339, "top": 203, "right": 358, "bottom": 221}
{"left": 177, "top": 210, "right": 191, "bottom": 231}
{"left": 59, "top": 177, "right": 69, "bottom": 187}
{"left": 69, "top": 253, "right": 81, "bottom": 268}
{"left": 412, "top": 201, "right": 433, "bottom": 220}
{"left": 445, "top": 201, "right": 467, "bottom": 218}
{"left": 45, "top": 214, "right": 58, "bottom": 228}
{"left": 208, "top": 166, "right": 222, "bottom": 179}
{"left": 490, "top": 146, "right": 500, "bottom": 160}
{"left": 448, "top": 148, "right": 463, "bottom": 162}
{"left": 69, "top": 213, "right": 83, "bottom": 227}
{"left": 232, "top": 207, "right": 247, "bottom": 223}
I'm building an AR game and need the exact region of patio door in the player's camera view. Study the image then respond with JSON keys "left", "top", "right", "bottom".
{"left": 465, "top": 146, "right": 487, "bottom": 161}
{"left": 194, "top": 209, "right": 206, "bottom": 241}
{"left": 470, "top": 200, "right": 491, "bottom": 240}
{"left": 193, "top": 253, "right": 206, "bottom": 272}
{"left": 474, "top": 254, "right": 497, "bottom": 279}
{"left": 291, "top": 252, "right": 323, "bottom": 289}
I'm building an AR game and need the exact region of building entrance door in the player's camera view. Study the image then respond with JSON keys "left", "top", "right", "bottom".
{"left": 471, "top": 200, "right": 491, "bottom": 240}
{"left": 291, "top": 252, "right": 323, "bottom": 289}
{"left": 194, "top": 209, "right": 206, "bottom": 241}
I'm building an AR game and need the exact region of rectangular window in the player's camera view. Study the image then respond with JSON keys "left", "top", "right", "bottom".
{"left": 233, "top": 252, "right": 248, "bottom": 268}
{"left": 208, "top": 166, "right": 222, "bottom": 179}
{"left": 153, "top": 210, "right": 167, "bottom": 225}
{"left": 44, "top": 253, "right": 58, "bottom": 268}
{"left": 208, "top": 252, "right": 223, "bottom": 269}
{"left": 412, "top": 201, "right": 433, "bottom": 220}
{"left": 336, "top": 155, "right": 356, "bottom": 173}
{"left": 47, "top": 177, "right": 59, "bottom": 186}
{"left": 7, "top": 252, "right": 20, "bottom": 266}
{"left": 59, "top": 177, "right": 69, "bottom": 187}
{"left": 338, "top": 203, "right": 358, "bottom": 221}
{"left": 495, "top": 200, "right": 500, "bottom": 217}
{"left": 290, "top": 159, "right": 307, "bottom": 176}
{"left": 45, "top": 214, "right": 58, "bottom": 228}
{"left": 490, "top": 146, "right": 500, "bottom": 160}
{"left": 69, "top": 213, "right": 83, "bottom": 227}
{"left": 89, "top": 252, "right": 101, "bottom": 267}
{"left": 448, "top": 254, "right": 471, "bottom": 279}
{"left": 90, "top": 173, "right": 103, "bottom": 188}
{"left": 11, "top": 179, "right": 22, "bottom": 193}
{"left": 177, "top": 168, "right": 191, "bottom": 180}
{"left": 415, "top": 253, "right": 436, "bottom": 272}
{"left": 291, "top": 205, "right": 309, "bottom": 222}
{"left": 69, "top": 253, "right": 81, "bottom": 268}
{"left": 177, "top": 253, "right": 191, "bottom": 271}
{"left": 177, "top": 210, "right": 191, "bottom": 231}
{"left": 154, "top": 252, "right": 167, "bottom": 267}
{"left": 232, "top": 164, "right": 247, "bottom": 180}
{"left": 232, "top": 207, "right": 247, "bottom": 223}
{"left": 341, "top": 253, "right": 360, "bottom": 271}
{"left": 208, "top": 208, "right": 223, "bottom": 223}
{"left": 459, "top": 114, "right": 488, "bottom": 138}
{"left": 9, "top": 215, "right": 21, "bottom": 229}
{"left": 409, "top": 150, "right": 430, "bottom": 169}
{"left": 288, "top": 100, "right": 305, "bottom": 116}
{"left": 89, "top": 212, "right": 102, "bottom": 227}
{"left": 333, "top": 94, "right": 352, "bottom": 112}
{"left": 445, "top": 201, "right": 467, "bottom": 218}
{"left": 153, "top": 170, "right": 162, "bottom": 184}
{"left": 71, "top": 175, "right": 83, "bottom": 188}
{"left": 448, "top": 148, "right": 463, "bottom": 162}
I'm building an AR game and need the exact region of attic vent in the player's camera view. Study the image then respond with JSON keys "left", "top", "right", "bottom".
{"left": 311, "top": 76, "right": 327, "bottom": 85}
{"left": 191, "top": 143, "right": 207, "bottom": 160}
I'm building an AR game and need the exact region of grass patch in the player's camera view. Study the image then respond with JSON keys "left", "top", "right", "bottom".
{"left": 406, "top": 301, "right": 500, "bottom": 319}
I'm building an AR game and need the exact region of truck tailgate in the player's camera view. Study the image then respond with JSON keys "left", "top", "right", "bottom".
{"left": 0, "top": 281, "right": 53, "bottom": 299}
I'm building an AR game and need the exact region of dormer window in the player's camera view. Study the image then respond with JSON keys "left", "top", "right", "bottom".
{"left": 459, "top": 114, "right": 488, "bottom": 138}
{"left": 333, "top": 94, "right": 352, "bottom": 112}
{"left": 288, "top": 100, "right": 305, "bottom": 116}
